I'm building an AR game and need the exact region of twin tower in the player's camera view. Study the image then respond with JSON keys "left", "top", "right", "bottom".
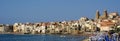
{"left": 95, "top": 10, "right": 108, "bottom": 20}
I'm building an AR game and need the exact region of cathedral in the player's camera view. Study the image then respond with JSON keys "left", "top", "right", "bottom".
{"left": 95, "top": 10, "right": 108, "bottom": 20}
{"left": 95, "top": 10, "right": 119, "bottom": 20}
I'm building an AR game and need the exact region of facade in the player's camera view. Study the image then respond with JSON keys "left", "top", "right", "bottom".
{"left": 0, "top": 24, "right": 5, "bottom": 32}
{"left": 98, "top": 19, "right": 115, "bottom": 31}
{"left": 0, "top": 24, "right": 13, "bottom": 32}
{"left": 95, "top": 10, "right": 107, "bottom": 19}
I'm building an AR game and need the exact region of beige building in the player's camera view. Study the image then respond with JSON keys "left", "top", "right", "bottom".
{"left": 0, "top": 24, "right": 13, "bottom": 32}
{"left": 0, "top": 24, "right": 5, "bottom": 32}
{"left": 98, "top": 19, "right": 115, "bottom": 31}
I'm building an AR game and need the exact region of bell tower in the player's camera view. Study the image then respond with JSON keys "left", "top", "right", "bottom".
{"left": 95, "top": 10, "right": 100, "bottom": 20}
{"left": 103, "top": 10, "right": 108, "bottom": 19}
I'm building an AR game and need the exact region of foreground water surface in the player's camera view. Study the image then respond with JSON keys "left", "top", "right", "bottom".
{"left": 0, "top": 34, "right": 86, "bottom": 41}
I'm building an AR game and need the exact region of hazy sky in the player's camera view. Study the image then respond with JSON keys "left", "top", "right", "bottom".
{"left": 0, "top": 0, "right": 120, "bottom": 24}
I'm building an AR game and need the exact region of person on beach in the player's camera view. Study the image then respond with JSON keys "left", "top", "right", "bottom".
{"left": 112, "top": 33, "right": 118, "bottom": 41}
{"left": 104, "top": 31, "right": 115, "bottom": 41}
{"left": 118, "top": 32, "right": 120, "bottom": 41}
{"left": 104, "top": 32, "right": 109, "bottom": 41}
{"left": 89, "top": 31, "right": 119, "bottom": 41}
{"left": 97, "top": 33, "right": 105, "bottom": 41}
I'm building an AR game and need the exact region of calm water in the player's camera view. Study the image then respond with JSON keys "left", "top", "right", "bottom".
{"left": 0, "top": 34, "right": 86, "bottom": 41}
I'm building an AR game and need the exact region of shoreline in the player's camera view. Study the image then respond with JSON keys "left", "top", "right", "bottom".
{"left": 0, "top": 32, "right": 92, "bottom": 35}
{"left": 0, "top": 32, "right": 90, "bottom": 41}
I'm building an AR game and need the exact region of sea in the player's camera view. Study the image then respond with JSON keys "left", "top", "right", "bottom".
{"left": 0, "top": 34, "right": 86, "bottom": 41}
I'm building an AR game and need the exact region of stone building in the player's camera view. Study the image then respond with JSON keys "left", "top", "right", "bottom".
{"left": 95, "top": 10, "right": 100, "bottom": 20}
{"left": 0, "top": 24, "right": 5, "bottom": 32}
{"left": 108, "top": 12, "right": 119, "bottom": 19}
{"left": 0, "top": 24, "right": 13, "bottom": 32}
{"left": 97, "top": 19, "right": 115, "bottom": 31}
{"left": 13, "top": 23, "right": 34, "bottom": 34}
{"left": 4, "top": 24, "right": 13, "bottom": 32}
{"left": 95, "top": 10, "right": 108, "bottom": 19}
{"left": 13, "top": 23, "right": 19, "bottom": 32}
{"left": 102, "top": 10, "right": 108, "bottom": 19}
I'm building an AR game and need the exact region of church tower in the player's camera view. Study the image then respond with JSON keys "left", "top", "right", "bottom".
{"left": 103, "top": 10, "right": 108, "bottom": 19}
{"left": 95, "top": 10, "right": 100, "bottom": 20}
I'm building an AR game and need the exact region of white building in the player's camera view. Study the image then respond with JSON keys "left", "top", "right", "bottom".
{"left": 0, "top": 24, "right": 5, "bottom": 32}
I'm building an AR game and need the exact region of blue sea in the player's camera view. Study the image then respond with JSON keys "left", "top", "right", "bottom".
{"left": 0, "top": 34, "right": 86, "bottom": 41}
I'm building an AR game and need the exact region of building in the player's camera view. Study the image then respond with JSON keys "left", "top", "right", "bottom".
{"left": 95, "top": 10, "right": 100, "bottom": 20}
{"left": 98, "top": 19, "right": 115, "bottom": 31}
{"left": 0, "top": 24, "right": 5, "bottom": 32}
{"left": 108, "top": 12, "right": 119, "bottom": 19}
{"left": 95, "top": 10, "right": 108, "bottom": 19}
{"left": 4, "top": 24, "right": 13, "bottom": 32}
{"left": 0, "top": 24, "right": 13, "bottom": 32}
{"left": 102, "top": 10, "right": 108, "bottom": 19}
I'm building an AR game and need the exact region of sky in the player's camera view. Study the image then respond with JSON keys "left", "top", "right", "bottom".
{"left": 0, "top": 0, "right": 120, "bottom": 24}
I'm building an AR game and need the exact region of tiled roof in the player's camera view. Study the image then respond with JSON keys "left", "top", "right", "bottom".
{"left": 100, "top": 20, "right": 115, "bottom": 26}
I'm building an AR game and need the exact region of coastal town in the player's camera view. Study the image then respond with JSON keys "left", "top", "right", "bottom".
{"left": 0, "top": 10, "right": 120, "bottom": 41}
